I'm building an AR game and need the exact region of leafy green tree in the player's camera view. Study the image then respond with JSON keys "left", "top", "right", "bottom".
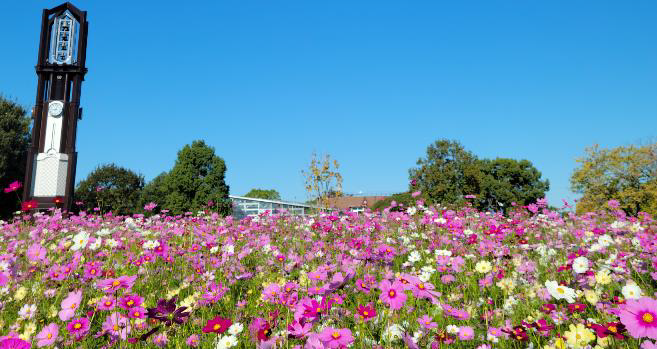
{"left": 163, "top": 140, "right": 231, "bottom": 215}
{"left": 475, "top": 158, "right": 549, "bottom": 212}
{"left": 409, "top": 140, "right": 481, "bottom": 208}
{"left": 409, "top": 139, "right": 549, "bottom": 212}
{"left": 571, "top": 143, "right": 657, "bottom": 216}
{"left": 75, "top": 164, "right": 144, "bottom": 215}
{"left": 0, "top": 96, "right": 30, "bottom": 218}
{"left": 244, "top": 188, "right": 281, "bottom": 201}
{"left": 139, "top": 172, "right": 170, "bottom": 212}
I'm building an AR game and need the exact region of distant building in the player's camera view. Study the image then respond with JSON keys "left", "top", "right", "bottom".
{"left": 326, "top": 196, "right": 388, "bottom": 213}
{"left": 230, "top": 195, "right": 316, "bottom": 218}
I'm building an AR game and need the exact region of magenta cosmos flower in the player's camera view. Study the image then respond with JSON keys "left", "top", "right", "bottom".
{"left": 58, "top": 290, "right": 82, "bottom": 321}
{"left": 96, "top": 275, "right": 137, "bottom": 293}
{"left": 202, "top": 316, "right": 232, "bottom": 334}
{"left": 318, "top": 327, "right": 354, "bottom": 349}
{"left": 379, "top": 280, "right": 407, "bottom": 310}
{"left": 36, "top": 323, "right": 58, "bottom": 347}
{"left": 619, "top": 297, "right": 657, "bottom": 340}
{"left": 0, "top": 338, "right": 30, "bottom": 349}
{"left": 67, "top": 317, "right": 90, "bottom": 339}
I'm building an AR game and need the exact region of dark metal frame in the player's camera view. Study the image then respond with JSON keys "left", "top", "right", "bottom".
{"left": 23, "top": 2, "right": 88, "bottom": 212}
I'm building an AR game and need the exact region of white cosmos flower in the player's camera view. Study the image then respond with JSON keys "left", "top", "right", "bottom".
{"left": 96, "top": 228, "right": 112, "bottom": 236}
{"left": 89, "top": 238, "right": 102, "bottom": 250}
{"left": 71, "top": 231, "right": 90, "bottom": 251}
{"left": 105, "top": 239, "right": 119, "bottom": 248}
{"left": 475, "top": 260, "right": 492, "bottom": 274}
{"left": 545, "top": 280, "right": 577, "bottom": 303}
{"left": 446, "top": 325, "right": 460, "bottom": 334}
{"left": 143, "top": 240, "right": 160, "bottom": 250}
{"left": 222, "top": 244, "right": 234, "bottom": 254}
{"left": 598, "top": 234, "right": 613, "bottom": 247}
{"left": 621, "top": 284, "right": 643, "bottom": 300}
{"left": 18, "top": 304, "right": 37, "bottom": 319}
{"left": 572, "top": 256, "right": 589, "bottom": 274}
{"left": 227, "top": 322, "right": 243, "bottom": 335}
{"left": 408, "top": 251, "right": 422, "bottom": 263}
{"left": 382, "top": 324, "right": 404, "bottom": 342}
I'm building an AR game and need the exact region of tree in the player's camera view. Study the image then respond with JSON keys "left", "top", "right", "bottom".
{"left": 302, "top": 152, "right": 343, "bottom": 209}
{"left": 139, "top": 172, "right": 170, "bottom": 212}
{"left": 0, "top": 96, "right": 30, "bottom": 218}
{"left": 244, "top": 188, "right": 281, "bottom": 201}
{"left": 409, "top": 139, "right": 550, "bottom": 213}
{"left": 75, "top": 163, "right": 144, "bottom": 215}
{"left": 164, "top": 140, "right": 231, "bottom": 215}
{"left": 475, "top": 158, "right": 549, "bottom": 212}
{"left": 409, "top": 140, "right": 481, "bottom": 208}
{"left": 571, "top": 143, "right": 657, "bottom": 216}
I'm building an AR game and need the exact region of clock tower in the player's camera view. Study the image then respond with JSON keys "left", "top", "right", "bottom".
{"left": 23, "top": 2, "right": 89, "bottom": 212}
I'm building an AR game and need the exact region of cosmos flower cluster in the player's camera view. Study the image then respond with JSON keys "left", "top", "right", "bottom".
{"left": 0, "top": 196, "right": 655, "bottom": 349}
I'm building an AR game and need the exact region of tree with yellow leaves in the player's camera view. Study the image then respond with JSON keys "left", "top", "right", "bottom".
{"left": 302, "top": 152, "right": 343, "bottom": 210}
{"left": 570, "top": 143, "right": 657, "bottom": 216}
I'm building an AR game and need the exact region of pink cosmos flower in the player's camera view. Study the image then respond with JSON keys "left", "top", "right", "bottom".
{"left": 186, "top": 334, "right": 200, "bottom": 347}
{"left": 144, "top": 202, "right": 158, "bottom": 211}
{"left": 36, "top": 323, "right": 58, "bottom": 347}
{"left": 318, "top": 327, "right": 354, "bottom": 349}
{"left": 287, "top": 321, "right": 312, "bottom": 338}
{"left": 96, "top": 275, "right": 137, "bottom": 293}
{"left": 97, "top": 297, "right": 116, "bottom": 311}
{"left": 102, "top": 313, "right": 131, "bottom": 340}
{"left": 458, "top": 326, "right": 474, "bottom": 340}
{"left": 379, "top": 280, "right": 407, "bottom": 310}
{"left": 27, "top": 244, "right": 47, "bottom": 263}
{"left": 642, "top": 340, "right": 657, "bottom": 349}
{"left": 619, "top": 297, "right": 657, "bottom": 340}
{"left": 357, "top": 303, "right": 377, "bottom": 322}
{"left": 262, "top": 284, "right": 281, "bottom": 303}
{"left": 119, "top": 294, "right": 143, "bottom": 310}
{"left": 58, "top": 290, "right": 82, "bottom": 321}
{"left": 0, "top": 338, "right": 31, "bottom": 349}
{"left": 418, "top": 315, "right": 438, "bottom": 330}
{"left": 67, "top": 317, "right": 90, "bottom": 339}
{"left": 3, "top": 181, "right": 21, "bottom": 193}
{"left": 153, "top": 333, "right": 168, "bottom": 347}
{"left": 0, "top": 273, "right": 8, "bottom": 287}
{"left": 127, "top": 307, "right": 147, "bottom": 319}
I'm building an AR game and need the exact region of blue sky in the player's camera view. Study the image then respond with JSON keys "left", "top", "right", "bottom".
{"left": 3, "top": 1, "right": 656, "bottom": 205}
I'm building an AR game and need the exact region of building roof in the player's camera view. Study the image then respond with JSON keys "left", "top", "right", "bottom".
{"left": 229, "top": 195, "right": 316, "bottom": 208}
{"left": 326, "top": 196, "right": 388, "bottom": 210}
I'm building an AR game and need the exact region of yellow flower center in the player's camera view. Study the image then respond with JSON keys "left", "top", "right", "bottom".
{"left": 127, "top": 300, "right": 134, "bottom": 306}
{"left": 643, "top": 313, "right": 654, "bottom": 323}
{"left": 608, "top": 326, "right": 617, "bottom": 333}
{"left": 363, "top": 311, "right": 368, "bottom": 316}
{"left": 91, "top": 269, "right": 96, "bottom": 274}
{"left": 47, "top": 333, "right": 52, "bottom": 339}
{"left": 113, "top": 325, "right": 119, "bottom": 331}
{"left": 112, "top": 280, "right": 120, "bottom": 287}
{"left": 389, "top": 290, "right": 396, "bottom": 297}
{"left": 418, "top": 283, "right": 425, "bottom": 289}
{"left": 134, "top": 311, "right": 140, "bottom": 317}
{"left": 316, "top": 307, "right": 321, "bottom": 313}
{"left": 105, "top": 301, "right": 112, "bottom": 306}
{"left": 332, "top": 331, "right": 340, "bottom": 339}
{"left": 70, "top": 303, "right": 76, "bottom": 309}
{"left": 557, "top": 288, "right": 565, "bottom": 294}
{"left": 74, "top": 323, "right": 81, "bottom": 329}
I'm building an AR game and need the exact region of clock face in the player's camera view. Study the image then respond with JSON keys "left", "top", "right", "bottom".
{"left": 48, "top": 101, "right": 64, "bottom": 117}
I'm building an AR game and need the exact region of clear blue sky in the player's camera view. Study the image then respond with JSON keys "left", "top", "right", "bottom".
{"left": 3, "top": 1, "right": 656, "bottom": 204}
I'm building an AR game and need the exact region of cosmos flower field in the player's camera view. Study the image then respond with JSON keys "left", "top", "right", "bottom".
{"left": 0, "top": 200, "right": 656, "bottom": 349}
